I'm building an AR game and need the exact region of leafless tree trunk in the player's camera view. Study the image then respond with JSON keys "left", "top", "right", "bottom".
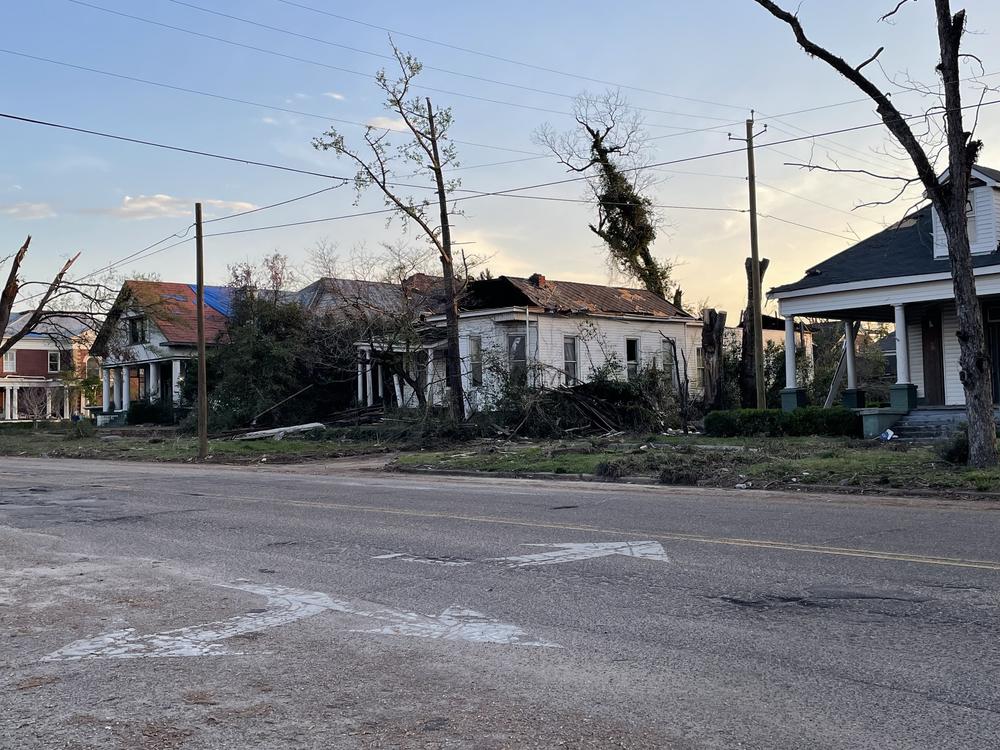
{"left": 740, "top": 257, "right": 768, "bottom": 408}
{"left": 754, "top": 0, "right": 997, "bottom": 467}
{"left": 701, "top": 308, "right": 727, "bottom": 411}
{"left": 313, "top": 43, "right": 466, "bottom": 421}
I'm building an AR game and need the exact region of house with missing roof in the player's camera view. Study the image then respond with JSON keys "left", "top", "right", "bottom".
{"left": 354, "top": 273, "right": 703, "bottom": 414}
{"left": 769, "top": 164, "right": 1000, "bottom": 436}
{"left": 89, "top": 280, "right": 231, "bottom": 424}
{"left": 1, "top": 313, "right": 97, "bottom": 421}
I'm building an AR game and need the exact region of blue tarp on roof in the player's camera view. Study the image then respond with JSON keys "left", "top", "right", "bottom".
{"left": 188, "top": 285, "right": 233, "bottom": 318}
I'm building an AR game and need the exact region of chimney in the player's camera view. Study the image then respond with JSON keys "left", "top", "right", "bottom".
{"left": 529, "top": 273, "right": 546, "bottom": 288}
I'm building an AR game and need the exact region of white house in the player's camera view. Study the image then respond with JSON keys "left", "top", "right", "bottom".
{"left": 355, "top": 273, "right": 702, "bottom": 412}
{"left": 769, "top": 164, "right": 1000, "bottom": 434}
{"left": 89, "top": 280, "right": 231, "bottom": 423}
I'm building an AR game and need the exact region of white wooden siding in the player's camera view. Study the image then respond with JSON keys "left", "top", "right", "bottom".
{"left": 932, "top": 184, "right": 999, "bottom": 258}
{"left": 907, "top": 319, "right": 924, "bottom": 399}
{"left": 941, "top": 303, "right": 964, "bottom": 406}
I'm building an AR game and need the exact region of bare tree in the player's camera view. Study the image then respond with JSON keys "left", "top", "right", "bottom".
{"left": 536, "top": 91, "right": 672, "bottom": 298}
{"left": 754, "top": 0, "right": 998, "bottom": 467}
{"left": 313, "top": 42, "right": 466, "bottom": 420}
{"left": 1, "top": 235, "right": 82, "bottom": 357}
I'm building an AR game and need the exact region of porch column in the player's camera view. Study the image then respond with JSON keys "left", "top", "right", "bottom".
{"left": 376, "top": 364, "right": 384, "bottom": 400}
{"left": 357, "top": 353, "right": 365, "bottom": 406}
{"left": 3, "top": 387, "right": 10, "bottom": 420}
{"left": 779, "top": 316, "right": 808, "bottom": 411}
{"left": 365, "top": 357, "right": 374, "bottom": 408}
{"left": 784, "top": 317, "right": 797, "bottom": 388}
{"left": 113, "top": 368, "right": 123, "bottom": 411}
{"left": 11, "top": 387, "right": 18, "bottom": 419}
{"left": 102, "top": 369, "right": 111, "bottom": 414}
{"left": 148, "top": 361, "right": 160, "bottom": 402}
{"left": 844, "top": 321, "right": 858, "bottom": 390}
{"left": 121, "top": 365, "right": 131, "bottom": 413}
{"left": 393, "top": 373, "right": 404, "bottom": 408}
{"left": 841, "top": 321, "right": 866, "bottom": 409}
{"left": 171, "top": 360, "right": 182, "bottom": 406}
{"left": 45, "top": 389, "right": 53, "bottom": 418}
{"left": 890, "top": 304, "right": 918, "bottom": 411}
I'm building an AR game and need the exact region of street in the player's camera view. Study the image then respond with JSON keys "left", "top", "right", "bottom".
{"left": 2, "top": 458, "right": 999, "bottom": 749}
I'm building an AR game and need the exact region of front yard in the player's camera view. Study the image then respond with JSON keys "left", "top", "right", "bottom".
{"left": 393, "top": 436, "right": 1000, "bottom": 495}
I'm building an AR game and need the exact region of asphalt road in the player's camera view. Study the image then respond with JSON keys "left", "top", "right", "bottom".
{"left": 2, "top": 457, "right": 999, "bottom": 749}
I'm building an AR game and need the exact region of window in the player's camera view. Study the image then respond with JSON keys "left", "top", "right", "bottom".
{"left": 469, "top": 336, "right": 483, "bottom": 387}
{"left": 128, "top": 316, "right": 147, "bottom": 345}
{"left": 2, "top": 350, "right": 14, "bottom": 373}
{"left": 967, "top": 196, "right": 977, "bottom": 244}
{"left": 625, "top": 338, "right": 640, "bottom": 381}
{"left": 661, "top": 338, "right": 676, "bottom": 389}
{"left": 563, "top": 336, "right": 578, "bottom": 385}
{"left": 695, "top": 347, "right": 705, "bottom": 388}
{"left": 507, "top": 333, "right": 527, "bottom": 385}
{"left": 48, "top": 351, "right": 60, "bottom": 373}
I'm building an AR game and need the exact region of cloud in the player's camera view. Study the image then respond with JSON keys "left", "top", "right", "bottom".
{"left": 0, "top": 202, "right": 56, "bottom": 220}
{"left": 366, "top": 116, "right": 406, "bottom": 131}
{"left": 9, "top": 184, "right": 22, "bottom": 191}
{"left": 99, "top": 194, "right": 257, "bottom": 220}
{"left": 323, "top": 92, "right": 345, "bottom": 101}
{"left": 261, "top": 116, "right": 278, "bottom": 125}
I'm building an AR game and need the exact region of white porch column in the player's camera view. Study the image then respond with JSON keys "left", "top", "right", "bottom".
{"left": 376, "top": 363, "right": 384, "bottom": 400}
{"left": 11, "top": 387, "right": 18, "bottom": 419}
{"left": 113, "top": 368, "right": 122, "bottom": 411}
{"left": 63, "top": 387, "right": 70, "bottom": 418}
{"left": 426, "top": 348, "right": 435, "bottom": 405}
{"left": 3, "top": 387, "right": 10, "bottom": 420}
{"left": 365, "top": 357, "right": 374, "bottom": 408}
{"left": 148, "top": 361, "right": 160, "bottom": 402}
{"left": 45, "top": 389, "right": 53, "bottom": 418}
{"left": 102, "top": 369, "right": 111, "bottom": 414}
{"left": 844, "top": 321, "right": 858, "bottom": 391}
{"left": 784, "top": 317, "right": 797, "bottom": 389}
{"left": 357, "top": 353, "right": 365, "bottom": 405}
{"left": 171, "top": 360, "right": 182, "bottom": 406}
{"left": 393, "top": 373, "right": 404, "bottom": 407}
{"left": 121, "top": 365, "right": 131, "bottom": 412}
{"left": 893, "top": 304, "right": 911, "bottom": 384}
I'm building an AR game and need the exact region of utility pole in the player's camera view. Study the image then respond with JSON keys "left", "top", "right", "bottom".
{"left": 732, "top": 116, "right": 767, "bottom": 409}
{"left": 194, "top": 202, "right": 208, "bottom": 459}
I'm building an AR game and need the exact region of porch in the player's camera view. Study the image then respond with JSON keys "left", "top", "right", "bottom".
{"left": 99, "top": 359, "right": 186, "bottom": 419}
{"left": 0, "top": 379, "right": 80, "bottom": 421}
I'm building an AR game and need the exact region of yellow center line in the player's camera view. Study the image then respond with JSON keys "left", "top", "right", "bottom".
{"left": 189, "top": 492, "right": 1000, "bottom": 572}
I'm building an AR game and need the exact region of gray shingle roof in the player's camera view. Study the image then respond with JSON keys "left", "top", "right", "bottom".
{"left": 770, "top": 205, "right": 1000, "bottom": 295}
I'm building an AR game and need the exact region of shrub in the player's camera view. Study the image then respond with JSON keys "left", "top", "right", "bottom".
{"left": 594, "top": 458, "right": 629, "bottom": 479}
{"left": 127, "top": 400, "right": 176, "bottom": 425}
{"left": 65, "top": 419, "right": 96, "bottom": 440}
{"left": 704, "top": 407, "right": 861, "bottom": 438}
{"left": 936, "top": 429, "right": 969, "bottom": 465}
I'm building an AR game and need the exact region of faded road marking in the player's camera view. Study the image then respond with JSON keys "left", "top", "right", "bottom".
{"left": 42, "top": 582, "right": 557, "bottom": 661}
{"left": 373, "top": 553, "right": 472, "bottom": 567}
{"left": 494, "top": 541, "right": 670, "bottom": 567}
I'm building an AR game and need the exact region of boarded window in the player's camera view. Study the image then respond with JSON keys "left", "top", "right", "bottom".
{"left": 626, "top": 338, "right": 640, "bottom": 381}
{"left": 563, "top": 336, "right": 578, "bottom": 385}
{"left": 508, "top": 334, "right": 527, "bottom": 385}
{"left": 469, "top": 336, "right": 483, "bottom": 387}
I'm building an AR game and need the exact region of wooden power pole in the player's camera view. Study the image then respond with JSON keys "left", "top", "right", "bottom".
{"left": 743, "top": 117, "right": 766, "bottom": 409}
{"left": 194, "top": 203, "right": 208, "bottom": 459}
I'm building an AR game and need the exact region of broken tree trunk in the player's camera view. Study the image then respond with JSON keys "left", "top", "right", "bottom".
{"left": 739, "top": 257, "right": 769, "bottom": 408}
{"left": 701, "top": 308, "right": 727, "bottom": 411}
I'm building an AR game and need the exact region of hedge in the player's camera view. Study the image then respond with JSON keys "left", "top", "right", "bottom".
{"left": 704, "top": 406, "right": 862, "bottom": 438}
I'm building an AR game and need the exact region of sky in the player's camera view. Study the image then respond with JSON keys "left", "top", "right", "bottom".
{"left": 4, "top": 0, "right": 1000, "bottom": 316}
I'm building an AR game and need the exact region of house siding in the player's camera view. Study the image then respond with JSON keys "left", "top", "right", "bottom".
{"left": 932, "top": 184, "right": 999, "bottom": 258}
{"left": 942, "top": 303, "right": 964, "bottom": 406}
{"left": 907, "top": 319, "right": 924, "bottom": 399}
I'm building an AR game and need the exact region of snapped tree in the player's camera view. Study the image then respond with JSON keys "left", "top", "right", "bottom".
{"left": 754, "top": 0, "right": 998, "bottom": 467}
{"left": 536, "top": 91, "right": 672, "bottom": 298}
{"left": 313, "top": 44, "right": 465, "bottom": 420}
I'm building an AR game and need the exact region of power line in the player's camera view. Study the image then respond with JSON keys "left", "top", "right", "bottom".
{"left": 0, "top": 48, "right": 544, "bottom": 157}
{"left": 201, "top": 183, "right": 347, "bottom": 224}
{"left": 66, "top": 0, "right": 736, "bottom": 133}
{"left": 272, "top": 0, "right": 750, "bottom": 113}
{"left": 163, "top": 0, "right": 742, "bottom": 126}
{"left": 758, "top": 213, "right": 857, "bottom": 241}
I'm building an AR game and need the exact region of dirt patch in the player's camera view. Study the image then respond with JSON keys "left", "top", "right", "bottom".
{"left": 15, "top": 674, "right": 60, "bottom": 691}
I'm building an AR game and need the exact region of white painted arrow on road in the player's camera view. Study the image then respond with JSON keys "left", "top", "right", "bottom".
{"left": 494, "top": 541, "right": 670, "bottom": 567}
{"left": 42, "top": 582, "right": 557, "bottom": 661}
